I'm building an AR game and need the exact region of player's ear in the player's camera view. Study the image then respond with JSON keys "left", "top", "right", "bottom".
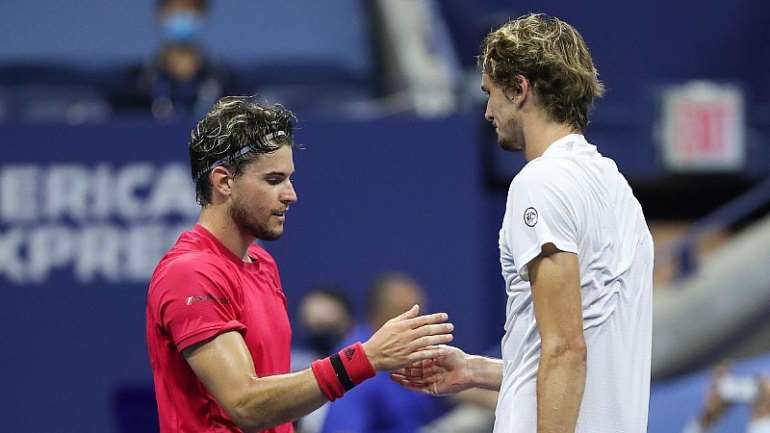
{"left": 210, "top": 166, "right": 234, "bottom": 199}
{"left": 504, "top": 74, "right": 530, "bottom": 107}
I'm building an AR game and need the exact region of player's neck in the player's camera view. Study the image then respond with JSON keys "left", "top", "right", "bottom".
{"left": 197, "top": 207, "right": 255, "bottom": 262}
{"left": 522, "top": 116, "right": 579, "bottom": 161}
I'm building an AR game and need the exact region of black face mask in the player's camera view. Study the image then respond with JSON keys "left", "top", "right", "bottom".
{"left": 304, "top": 330, "right": 344, "bottom": 356}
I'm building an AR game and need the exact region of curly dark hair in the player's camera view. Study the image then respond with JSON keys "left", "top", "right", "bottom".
{"left": 478, "top": 13, "right": 605, "bottom": 131}
{"left": 189, "top": 96, "right": 296, "bottom": 206}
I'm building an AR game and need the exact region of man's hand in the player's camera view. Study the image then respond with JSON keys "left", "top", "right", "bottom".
{"left": 390, "top": 345, "right": 473, "bottom": 396}
{"left": 362, "top": 305, "right": 454, "bottom": 372}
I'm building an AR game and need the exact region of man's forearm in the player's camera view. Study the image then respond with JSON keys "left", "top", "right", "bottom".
{"left": 468, "top": 355, "right": 504, "bottom": 391}
{"left": 536, "top": 346, "right": 586, "bottom": 433}
{"left": 229, "top": 369, "right": 327, "bottom": 433}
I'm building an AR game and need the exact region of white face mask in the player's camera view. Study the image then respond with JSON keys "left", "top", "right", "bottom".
{"left": 161, "top": 12, "right": 203, "bottom": 44}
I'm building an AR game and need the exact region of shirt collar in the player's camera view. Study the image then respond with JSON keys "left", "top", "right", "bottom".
{"left": 541, "top": 133, "right": 590, "bottom": 158}
{"left": 192, "top": 224, "right": 260, "bottom": 269}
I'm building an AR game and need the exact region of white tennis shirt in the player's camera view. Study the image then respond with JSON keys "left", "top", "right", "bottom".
{"left": 495, "top": 134, "right": 653, "bottom": 433}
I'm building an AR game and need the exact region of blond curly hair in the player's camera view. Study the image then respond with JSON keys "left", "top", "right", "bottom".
{"left": 478, "top": 13, "right": 605, "bottom": 131}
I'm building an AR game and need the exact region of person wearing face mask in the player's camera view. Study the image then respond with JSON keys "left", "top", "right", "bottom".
{"left": 112, "top": 0, "right": 237, "bottom": 119}
{"left": 292, "top": 288, "right": 356, "bottom": 433}
{"left": 293, "top": 287, "right": 355, "bottom": 371}
{"left": 319, "top": 273, "right": 451, "bottom": 433}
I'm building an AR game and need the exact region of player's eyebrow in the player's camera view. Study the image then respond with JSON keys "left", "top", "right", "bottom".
{"left": 263, "top": 170, "right": 294, "bottom": 178}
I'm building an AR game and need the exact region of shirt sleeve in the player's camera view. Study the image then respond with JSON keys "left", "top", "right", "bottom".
{"left": 155, "top": 256, "right": 246, "bottom": 351}
{"left": 505, "top": 163, "right": 581, "bottom": 281}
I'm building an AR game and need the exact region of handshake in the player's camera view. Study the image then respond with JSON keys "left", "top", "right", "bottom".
{"left": 359, "top": 304, "right": 454, "bottom": 372}
{"left": 360, "top": 304, "right": 492, "bottom": 396}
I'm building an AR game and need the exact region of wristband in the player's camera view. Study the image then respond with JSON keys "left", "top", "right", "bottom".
{"left": 337, "top": 342, "right": 376, "bottom": 385}
{"left": 310, "top": 342, "right": 376, "bottom": 401}
{"left": 311, "top": 356, "right": 344, "bottom": 401}
{"left": 330, "top": 353, "right": 355, "bottom": 390}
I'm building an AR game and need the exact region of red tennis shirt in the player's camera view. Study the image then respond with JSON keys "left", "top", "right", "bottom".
{"left": 146, "top": 224, "right": 293, "bottom": 433}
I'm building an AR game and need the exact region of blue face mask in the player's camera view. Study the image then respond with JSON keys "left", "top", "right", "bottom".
{"left": 161, "top": 12, "right": 203, "bottom": 44}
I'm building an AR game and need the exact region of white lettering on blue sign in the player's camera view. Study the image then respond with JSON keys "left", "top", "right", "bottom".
{"left": 0, "top": 163, "right": 198, "bottom": 284}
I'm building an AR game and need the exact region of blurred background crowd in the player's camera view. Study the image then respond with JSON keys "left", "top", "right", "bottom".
{"left": 1, "top": 1, "right": 769, "bottom": 432}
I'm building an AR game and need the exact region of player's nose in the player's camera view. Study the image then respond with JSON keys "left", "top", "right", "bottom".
{"left": 282, "top": 181, "right": 298, "bottom": 204}
{"left": 484, "top": 102, "right": 494, "bottom": 123}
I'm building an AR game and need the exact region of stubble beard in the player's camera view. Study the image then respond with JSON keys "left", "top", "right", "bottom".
{"left": 229, "top": 197, "right": 283, "bottom": 241}
{"left": 497, "top": 116, "right": 525, "bottom": 153}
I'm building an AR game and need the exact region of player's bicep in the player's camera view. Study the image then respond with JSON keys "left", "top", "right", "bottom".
{"left": 183, "top": 330, "right": 258, "bottom": 410}
{"left": 529, "top": 245, "right": 584, "bottom": 352}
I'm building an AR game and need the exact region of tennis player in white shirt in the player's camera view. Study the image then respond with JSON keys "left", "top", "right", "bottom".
{"left": 393, "top": 13, "right": 654, "bottom": 433}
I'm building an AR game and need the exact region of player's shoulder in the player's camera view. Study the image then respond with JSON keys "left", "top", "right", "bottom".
{"left": 163, "top": 249, "right": 228, "bottom": 274}
{"left": 511, "top": 157, "right": 577, "bottom": 192}
{"left": 149, "top": 249, "right": 231, "bottom": 296}
{"left": 161, "top": 228, "right": 236, "bottom": 272}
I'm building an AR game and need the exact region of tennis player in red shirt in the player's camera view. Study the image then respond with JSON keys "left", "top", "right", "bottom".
{"left": 146, "top": 96, "right": 454, "bottom": 433}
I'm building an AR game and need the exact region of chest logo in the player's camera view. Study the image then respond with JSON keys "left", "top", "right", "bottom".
{"left": 523, "top": 207, "right": 538, "bottom": 227}
{"left": 185, "top": 295, "right": 230, "bottom": 305}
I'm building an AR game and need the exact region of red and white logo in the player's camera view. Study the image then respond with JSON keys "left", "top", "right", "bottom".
{"left": 185, "top": 295, "right": 229, "bottom": 305}
{"left": 660, "top": 81, "right": 745, "bottom": 172}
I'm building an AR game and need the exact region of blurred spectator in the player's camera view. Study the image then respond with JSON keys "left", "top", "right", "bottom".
{"left": 292, "top": 287, "right": 355, "bottom": 371}
{"left": 292, "top": 287, "right": 355, "bottom": 433}
{"left": 683, "top": 363, "right": 732, "bottom": 433}
{"left": 753, "top": 380, "right": 770, "bottom": 433}
{"left": 320, "top": 272, "right": 450, "bottom": 433}
{"left": 111, "top": 0, "right": 236, "bottom": 120}
{"left": 683, "top": 363, "right": 770, "bottom": 433}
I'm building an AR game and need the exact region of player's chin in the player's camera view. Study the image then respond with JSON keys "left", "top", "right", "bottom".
{"left": 270, "top": 222, "right": 286, "bottom": 238}
{"left": 255, "top": 223, "right": 285, "bottom": 241}
{"left": 497, "top": 136, "right": 520, "bottom": 152}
